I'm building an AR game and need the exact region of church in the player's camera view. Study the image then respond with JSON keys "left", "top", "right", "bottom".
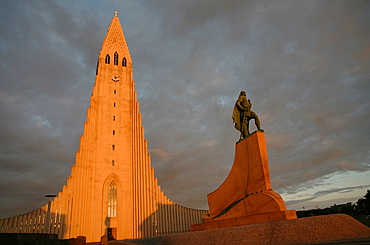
{"left": 0, "top": 13, "right": 207, "bottom": 243}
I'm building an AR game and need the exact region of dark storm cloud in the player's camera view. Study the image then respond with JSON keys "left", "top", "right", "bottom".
{"left": 0, "top": 0, "right": 369, "bottom": 218}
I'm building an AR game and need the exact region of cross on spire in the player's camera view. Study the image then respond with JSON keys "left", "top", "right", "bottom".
{"left": 114, "top": 11, "right": 119, "bottom": 16}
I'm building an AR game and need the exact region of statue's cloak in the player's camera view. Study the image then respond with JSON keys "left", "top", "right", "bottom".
{"left": 232, "top": 104, "right": 242, "bottom": 132}
{"left": 232, "top": 96, "right": 252, "bottom": 132}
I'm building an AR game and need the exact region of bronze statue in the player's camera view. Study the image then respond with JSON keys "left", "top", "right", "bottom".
{"left": 232, "top": 91, "right": 263, "bottom": 139}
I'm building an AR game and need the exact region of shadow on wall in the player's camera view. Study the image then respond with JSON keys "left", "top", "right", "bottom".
{"left": 48, "top": 212, "right": 67, "bottom": 239}
{"left": 104, "top": 216, "right": 118, "bottom": 241}
{"left": 140, "top": 203, "right": 206, "bottom": 238}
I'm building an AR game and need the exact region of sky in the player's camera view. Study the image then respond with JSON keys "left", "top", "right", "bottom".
{"left": 0, "top": 0, "right": 369, "bottom": 219}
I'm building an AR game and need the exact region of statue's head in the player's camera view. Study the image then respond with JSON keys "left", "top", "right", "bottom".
{"left": 240, "top": 91, "right": 246, "bottom": 96}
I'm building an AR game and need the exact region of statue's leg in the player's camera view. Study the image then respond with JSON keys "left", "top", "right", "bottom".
{"left": 246, "top": 120, "right": 250, "bottom": 136}
{"left": 252, "top": 112, "right": 263, "bottom": 131}
{"left": 241, "top": 122, "right": 247, "bottom": 139}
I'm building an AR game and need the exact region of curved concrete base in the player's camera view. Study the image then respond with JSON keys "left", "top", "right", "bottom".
{"left": 210, "top": 190, "right": 287, "bottom": 221}
{"left": 204, "top": 131, "right": 296, "bottom": 228}
{"left": 120, "top": 214, "right": 370, "bottom": 245}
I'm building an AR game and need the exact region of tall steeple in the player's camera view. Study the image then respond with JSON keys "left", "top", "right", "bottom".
{"left": 0, "top": 13, "right": 207, "bottom": 243}
{"left": 77, "top": 12, "right": 137, "bottom": 240}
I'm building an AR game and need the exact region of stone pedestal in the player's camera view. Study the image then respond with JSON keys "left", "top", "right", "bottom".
{"left": 191, "top": 131, "right": 296, "bottom": 231}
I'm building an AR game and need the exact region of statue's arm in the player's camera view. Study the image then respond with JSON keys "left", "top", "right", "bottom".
{"left": 235, "top": 99, "right": 245, "bottom": 111}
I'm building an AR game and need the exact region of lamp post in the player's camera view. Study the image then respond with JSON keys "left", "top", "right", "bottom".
{"left": 44, "top": 194, "right": 56, "bottom": 233}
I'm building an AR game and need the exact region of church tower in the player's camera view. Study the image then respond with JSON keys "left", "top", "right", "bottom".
{"left": 66, "top": 12, "right": 136, "bottom": 240}
{"left": 0, "top": 13, "right": 207, "bottom": 242}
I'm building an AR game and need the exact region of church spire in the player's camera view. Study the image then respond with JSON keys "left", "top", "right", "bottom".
{"left": 99, "top": 12, "right": 131, "bottom": 67}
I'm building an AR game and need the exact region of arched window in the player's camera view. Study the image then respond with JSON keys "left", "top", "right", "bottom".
{"left": 114, "top": 52, "right": 119, "bottom": 65}
{"left": 108, "top": 180, "right": 117, "bottom": 217}
{"left": 122, "top": 57, "right": 127, "bottom": 67}
{"left": 105, "top": 54, "right": 110, "bottom": 64}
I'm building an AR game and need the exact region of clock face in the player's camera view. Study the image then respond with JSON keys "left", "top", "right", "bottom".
{"left": 112, "top": 75, "right": 120, "bottom": 82}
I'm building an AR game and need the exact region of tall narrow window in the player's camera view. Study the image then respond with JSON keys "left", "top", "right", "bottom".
{"left": 112, "top": 145, "right": 115, "bottom": 150}
{"left": 113, "top": 90, "right": 116, "bottom": 94}
{"left": 112, "top": 130, "right": 115, "bottom": 135}
{"left": 113, "top": 103, "right": 116, "bottom": 107}
{"left": 114, "top": 52, "right": 119, "bottom": 65}
{"left": 113, "top": 116, "right": 115, "bottom": 121}
{"left": 108, "top": 180, "right": 117, "bottom": 217}
{"left": 105, "top": 54, "right": 110, "bottom": 64}
{"left": 112, "top": 160, "right": 115, "bottom": 166}
{"left": 122, "top": 57, "right": 127, "bottom": 67}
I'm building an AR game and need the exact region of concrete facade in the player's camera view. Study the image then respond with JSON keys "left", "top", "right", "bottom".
{"left": 0, "top": 15, "right": 208, "bottom": 243}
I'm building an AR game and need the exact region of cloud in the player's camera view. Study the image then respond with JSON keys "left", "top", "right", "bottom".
{"left": 285, "top": 185, "right": 370, "bottom": 207}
